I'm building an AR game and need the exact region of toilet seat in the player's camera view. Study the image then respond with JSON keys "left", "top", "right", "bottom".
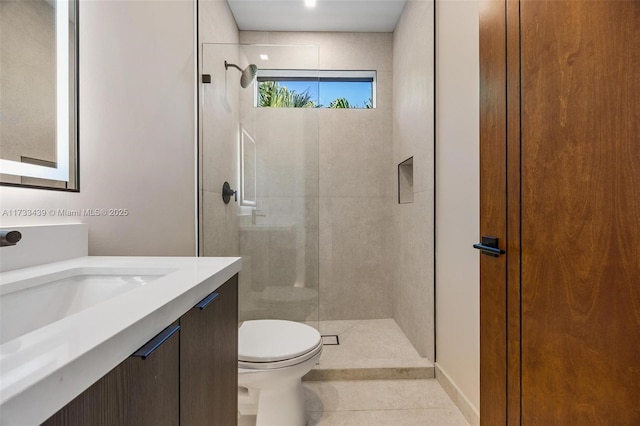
{"left": 239, "top": 320, "right": 322, "bottom": 369}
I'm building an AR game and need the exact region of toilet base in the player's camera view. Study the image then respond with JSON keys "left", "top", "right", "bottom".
{"left": 238, "top": 378, "right": 306, "bottom": 426}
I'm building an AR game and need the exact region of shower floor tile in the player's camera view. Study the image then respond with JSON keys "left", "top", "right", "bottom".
{"left": 305, "top": 319, "right": 434, "bottom": 381}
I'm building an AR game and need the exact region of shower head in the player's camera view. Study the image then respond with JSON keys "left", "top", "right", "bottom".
{"left": 225, "top": 61, "right": 258, "bottom": 88}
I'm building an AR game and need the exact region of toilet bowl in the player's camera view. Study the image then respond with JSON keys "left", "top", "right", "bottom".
{"left": 238, "top": 320, "right": 322, "bottom": 426}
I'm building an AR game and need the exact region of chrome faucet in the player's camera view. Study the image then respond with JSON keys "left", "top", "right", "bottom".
{"left": 0, "top": 230, "right": 22, "bottom": 247}
{"left": 251, "top": 208, "right": 266, "bottom": 225}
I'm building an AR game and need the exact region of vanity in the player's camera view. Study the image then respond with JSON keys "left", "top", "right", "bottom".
{"left": 0, "top": 225, "right": 241, "bottom": 425}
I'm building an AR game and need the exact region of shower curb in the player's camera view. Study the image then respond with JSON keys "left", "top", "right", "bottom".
{"left": 303, "top": 365, "right": 435, "bottom": 381}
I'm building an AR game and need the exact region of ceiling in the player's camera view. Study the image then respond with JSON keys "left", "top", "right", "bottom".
{"left": 227, "top": 0, "right": 408, "bottom": 33}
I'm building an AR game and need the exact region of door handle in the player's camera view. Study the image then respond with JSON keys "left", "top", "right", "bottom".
{"left": 473, "top": 236, "right": 505, "bottom": 257}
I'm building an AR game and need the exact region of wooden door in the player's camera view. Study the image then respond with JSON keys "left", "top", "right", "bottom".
{"left": 480, "top": 0, "right": 640, "bottom": 424}
{"left": 478, "top": 0, "right": 509, "bottom": 424}
{"left": 519, "top": 1, "right": 640, "bottom": 423}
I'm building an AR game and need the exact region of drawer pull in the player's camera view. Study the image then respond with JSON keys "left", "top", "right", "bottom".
{"left": 194, "top": 292, "right": 219, "bottom": 310}
{"left": 132, "top": 324, "right": 180, "bottom": 360}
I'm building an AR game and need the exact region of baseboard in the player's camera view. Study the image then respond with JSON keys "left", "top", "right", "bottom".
{"left": 435, "top": 363, "right": 479, "bottom": 425}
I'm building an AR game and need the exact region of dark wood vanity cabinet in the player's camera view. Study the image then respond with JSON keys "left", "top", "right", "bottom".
{"left": 42, "top": 275, "right": 238, "bottom": 426}
{"left": 180, "top": 274, "right": 238, "bottom": 426}
{"left": 43, "top": 322, "right": 181, "bottom": 426}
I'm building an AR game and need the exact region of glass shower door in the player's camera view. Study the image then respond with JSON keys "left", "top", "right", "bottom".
{"left": 200, "top": 43, "right": 320, "bottom": 330}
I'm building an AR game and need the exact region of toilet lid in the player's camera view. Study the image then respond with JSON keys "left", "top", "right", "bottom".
{"left": 239, "top": 320, "right": 322, "bottom": 363}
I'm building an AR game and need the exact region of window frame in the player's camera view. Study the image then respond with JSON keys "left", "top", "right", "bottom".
{"left": 254, "top": 69, "right": 377, "bottom": 109}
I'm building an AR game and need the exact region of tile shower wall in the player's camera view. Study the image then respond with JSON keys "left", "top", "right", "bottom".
{"left": 199, "top": 1, "right": 240, "bottom": 257}
{"left": 392, "top": 0, "right": 436, "bottom": 359}
{"left": 239, "top": 31, "right": 395, "bottom": 320}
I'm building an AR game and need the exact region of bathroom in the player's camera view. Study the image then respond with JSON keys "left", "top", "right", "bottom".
{"left": 0, "top": 0, "right": 479, "bottom": 425}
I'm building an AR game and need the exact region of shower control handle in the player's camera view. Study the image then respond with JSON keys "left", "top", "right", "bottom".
{"left": 222, "top": 182, "right": 237, "bottom": 204}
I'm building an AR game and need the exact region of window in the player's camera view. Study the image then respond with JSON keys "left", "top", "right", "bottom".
{"left": 255, "top": 70, "right": 376, "bottom": 109}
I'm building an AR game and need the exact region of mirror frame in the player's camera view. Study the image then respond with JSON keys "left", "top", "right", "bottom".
{"left": 0, "top": 0, "right": 79, "bottom": 192}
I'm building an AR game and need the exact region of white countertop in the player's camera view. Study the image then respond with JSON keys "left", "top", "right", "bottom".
{"left": 0, "top": 256, "right": 242, "bottom": 426}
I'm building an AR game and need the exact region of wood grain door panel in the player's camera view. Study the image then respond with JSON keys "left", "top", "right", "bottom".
{"left": 180, "top": 275, "right": 238, "bottom": 426}
{"left": 479, "top": 0, "right": 509, "bottom": 424}
{"left": 43, "top": 323, "right": 180, "bottom": 426}
{"left": 481, "top": 0, "right": 640, "bottom": 424}
{"left": 519, "top": 1, "right": 640, "bottom": 424}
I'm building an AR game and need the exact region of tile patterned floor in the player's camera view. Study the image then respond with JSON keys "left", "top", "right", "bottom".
{"left": 304, "top": 379, "right": 469, "bottom": 425}
{"left": 240, "top": 319, "right": 469, "bottom": 425}
{"left": 305, "top": 319, "right": 434, "bottom": 380}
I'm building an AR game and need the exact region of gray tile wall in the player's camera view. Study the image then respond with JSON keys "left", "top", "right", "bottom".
{"left": 199, "top": 2, "right": 240, "bottom": 257}
{"left": 392, "top": 0, "right": 436, "bottom": 359}
{"left": 240, "top": 32, "right": 395, "bottom": 321}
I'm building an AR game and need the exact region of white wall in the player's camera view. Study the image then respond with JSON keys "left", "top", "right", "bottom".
{"left": 0, "top": 0, "right": 196, "bottom": 256}
{"left": 435, "top": 0, "right": 480, "bottom": 417}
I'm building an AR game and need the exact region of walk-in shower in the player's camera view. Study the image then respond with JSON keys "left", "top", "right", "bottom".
{"left": 199, "top": 40, "right": 434, "bottom": 381}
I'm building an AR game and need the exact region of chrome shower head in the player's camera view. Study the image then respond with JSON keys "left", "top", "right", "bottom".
{"left": 225, "top": 61, "right": 258, "bottom": 88}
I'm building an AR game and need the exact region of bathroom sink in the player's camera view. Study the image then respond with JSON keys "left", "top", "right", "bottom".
{"left": 0, "top": 228, "right": 242, "bottom": 426}
{"left": 0, "top": 267, "right": 174, "bottom": 344}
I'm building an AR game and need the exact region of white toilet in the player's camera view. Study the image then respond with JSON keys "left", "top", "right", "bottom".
{"left": 238, "top": 320, "right": 323, "bottom": 426}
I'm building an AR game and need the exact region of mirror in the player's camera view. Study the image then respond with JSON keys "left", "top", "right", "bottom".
{"left": 239, "top": 126, "right": 256, "bottom": 206}
{"left": 0, "top": 0, "right": 78, "bottom": 191}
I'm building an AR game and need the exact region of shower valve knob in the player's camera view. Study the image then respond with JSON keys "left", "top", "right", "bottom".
{"left": 222, "top": 182, "right": 237, "bottom": 204}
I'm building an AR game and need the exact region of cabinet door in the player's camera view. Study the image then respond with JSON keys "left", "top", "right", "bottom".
{"left": 43, "top": 323, "right": 180, "bottom": 426}
{"left": 180, "top": 275, "right": 238, "bottom": 426}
